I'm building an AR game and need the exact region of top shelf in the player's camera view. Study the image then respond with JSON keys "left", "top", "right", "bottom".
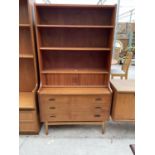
{"left": 35, "top": 4, "right": 116, "bottom": 8}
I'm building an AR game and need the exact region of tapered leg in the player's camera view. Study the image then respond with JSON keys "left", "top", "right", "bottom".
{"left": 125, "top": 74, "right": 128, "bottom": 79}
{"left": 102, "top": 122, "right": 106, "bottom": 134}
{"left": 45, "top": 122, "right": 48, "bottom": 135}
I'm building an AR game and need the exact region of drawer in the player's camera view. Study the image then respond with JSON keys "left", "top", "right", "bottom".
{"left": 19, "top": 110, "right": 35, "bottom": 122}
{"left": 45, "top": 102, "right": 69, "bottom": 114}
{"left": 39, "top": 95, "right": 69, "bottom": 104}
{"left": 72, "top": 110, "right": 109, "bottom": 121}
{"left": 19, "top": 122, "right": 36, "bottom": 132}
{"left": 45, "top": 113, "right": 70, "bottom": 122}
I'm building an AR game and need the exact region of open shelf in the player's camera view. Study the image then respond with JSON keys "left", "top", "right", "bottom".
{"left": 19, "top": 27, "right": 33, "bottom": 55}
{"left": 36, "top": 5, "right": 116, "bottom": 26}
{"left": 19, "top": 59, "right": 36, "bottom": 92}
{"left": 37, "top": 24, "right": 115, "bottom": 28}
{"left": 40, "top": 47, "right": 111, "bottom": 51}
{"left": 19, "top": 92, "right": 35, "bottom": 109}
{"left": 19, "top": 0, "right": 29, "bottom": 24}
{"left": 38, "top": 27, "right": 111, "bottom": 48}
{"left": 19, "top": 54, "right": 34, "bottom": 58}
{"left": 41, "top": 69, "right": 109, "bottom": 74}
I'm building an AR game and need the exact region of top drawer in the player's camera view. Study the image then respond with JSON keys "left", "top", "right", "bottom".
{"left": 39, "top": 95, "right": 69, "bottom": 104}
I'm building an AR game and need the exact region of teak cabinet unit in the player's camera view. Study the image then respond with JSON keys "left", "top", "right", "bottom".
{"left": 19, "top": 0, "right": 39, "bottom": 134}
{"left": 110, "top": 80, "right": 135, "bottom": 121}
{"left": 34, "top": 4, "right": 116, "bottom": 134}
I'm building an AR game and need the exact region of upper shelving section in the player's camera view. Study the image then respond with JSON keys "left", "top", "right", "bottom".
{"left": 35, "top": 4, "right": 116, "bottom": 26}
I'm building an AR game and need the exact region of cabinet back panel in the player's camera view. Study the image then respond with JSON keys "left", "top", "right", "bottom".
{"left": 19, "top": 59, "right": 35, "bottom": 91}
{"left": 37, "top": 7, "right": 114, "bottom": 25}
{"left": 19, "top": 0, "right": 29, "bottom": 24}
{"left": 39, "top": 28, "right": 111, "bottom": 48}
{"left": 42, "top": 51, "right": 109, "bottom": 70}
{"left": 43, "top": 74, "right": 108, "bottom": 86}
{"left": 19, "top": 27, "right": 33, "bottom": 54}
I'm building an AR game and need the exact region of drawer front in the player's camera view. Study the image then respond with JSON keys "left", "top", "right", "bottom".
{"left": 39, "top": 95, "right": 69, "bottom": 104}
{"left": 72, "top": 110, "right": 109, "bottom": 121}
{"left": 45, "top": 102, "right": 69, "bottom": 114}
{"left": 19, "top": 122, "right": 36, "bottom": 132}
{"left": 19, "top": 111, "right": 35, "bottom": 122}
{"left": 45, "top": 113, "right": 70, "bottom": 122}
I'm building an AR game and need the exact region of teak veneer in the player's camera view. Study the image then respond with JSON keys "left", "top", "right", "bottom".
{"left": 110, "top": 80, "right": 135, "bottom": 121}
{"left": 19, "top": 0, "right": 39, "bottom": 134}
{"left": 34, "top": 4, "right": 116, "bottom": 134}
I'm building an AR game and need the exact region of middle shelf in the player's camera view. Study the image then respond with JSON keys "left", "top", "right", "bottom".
{"left": 41, "top": 69, "right": 109, "bottom": 74}
{"left": 36, "top": 24, "right": 115, "bottom": 28}
{"left": 40, "top": 47, "right": 111, "bottom": 51}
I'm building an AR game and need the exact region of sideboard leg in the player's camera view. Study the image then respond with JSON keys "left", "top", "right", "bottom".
{"left": 102, "top": 122, "right": 106, "bottom": 134}
{"left": 45, "top": 122, "right": 48, "bottom": 135}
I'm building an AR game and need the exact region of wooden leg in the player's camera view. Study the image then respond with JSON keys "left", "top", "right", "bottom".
{"left": 102, "top": 122, "right": 106, "bottom": 134}
{"left": 45, "top": 122, "right": 48, "bottom": 135}
{"left": 125, "top": 74, "right": 128, "bottom": 79}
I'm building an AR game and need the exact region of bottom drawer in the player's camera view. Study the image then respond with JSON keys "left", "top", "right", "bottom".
{"left": 19, "top": 110, "right": 39, "bottom": 133}
{"left": 19, "top": 122, "right": 36, "bottom": 132}
{"left": 72, "top": 111, "right": 109, "bottom": 122}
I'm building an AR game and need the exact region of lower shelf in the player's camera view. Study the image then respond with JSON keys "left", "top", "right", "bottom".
{"left": 19, "top": 92, "right": 35, "bottom": 109}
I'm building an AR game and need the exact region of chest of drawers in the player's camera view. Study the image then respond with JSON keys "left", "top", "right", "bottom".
{"left": 38, "top": 87, "right": 112, "bottom": 134}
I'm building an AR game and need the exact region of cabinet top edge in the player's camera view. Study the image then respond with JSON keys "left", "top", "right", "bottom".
{"left": 35, "top": 3, "right": 117, "bottom": 9}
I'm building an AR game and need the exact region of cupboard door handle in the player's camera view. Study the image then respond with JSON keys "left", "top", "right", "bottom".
{"left": 95, "top": 98, "right": 102, "bottom": 101}
{"left": 49, "top": 107, "right": 56, "bottom": 109}
{"left": 48, "top": 98, "right": 55, "bottom": 101}
{"left": 50, "top": 115, "right": 56, "bottom": 118}
{"left": 94, "top": 114, "right": 101, "bottom": 117}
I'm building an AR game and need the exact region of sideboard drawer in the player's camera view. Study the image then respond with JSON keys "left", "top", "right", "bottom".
{"left": 72, "top": 110, "right": 109, "bottom": 121}
{"left": 20, "top": 122, "right": 36, "bottom": 132}
{"left": 39, "top": 95, "right": 69, "bottom": 104}
{"left": 46, "top": 113, "right": 70, "bottom": 122}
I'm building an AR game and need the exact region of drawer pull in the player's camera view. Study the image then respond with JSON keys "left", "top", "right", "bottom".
{"left": 50, "top": 115, "right": 56, "bottom": 118}
{"left": 49, "top": 107, "right": 56, "bottom": 109}
{"left": 94, "top": 114, "right": 101, "bottom": 117}
{"left": 48, "top": 98, "right": 55, "bottom": 101}
{"left": 95, "top": 98, "right": 102, "bottom": 101}
{"left": 95, "top": 107, "right": 101, "bottom": 109}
